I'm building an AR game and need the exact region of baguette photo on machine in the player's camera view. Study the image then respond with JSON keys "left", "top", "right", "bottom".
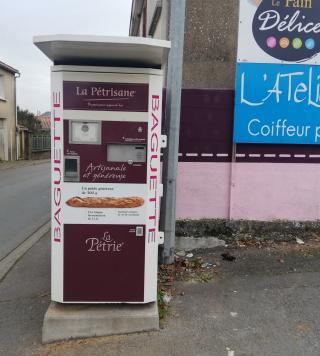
{"left": 66, "top": 196, "right": 145, "bottom": 209}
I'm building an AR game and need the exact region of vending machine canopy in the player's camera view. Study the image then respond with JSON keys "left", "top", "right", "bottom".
{"left": 33, "top": 34, "right": 171, "bottom": 68}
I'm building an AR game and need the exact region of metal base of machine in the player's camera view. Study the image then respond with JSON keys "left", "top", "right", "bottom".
{"left": 42, "top": 301, "right": 159, "bottom": 344}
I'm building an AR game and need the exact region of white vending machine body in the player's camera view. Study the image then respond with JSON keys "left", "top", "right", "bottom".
{"left": 34, "top": 35, "right": 170, "bottom": 304}
{"left": 50, "top": 65, "right": 164, "bottom": 303}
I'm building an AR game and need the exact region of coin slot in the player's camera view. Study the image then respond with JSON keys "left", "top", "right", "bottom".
{"left": 64, "top": 156, "right": 80, "bottom": 182}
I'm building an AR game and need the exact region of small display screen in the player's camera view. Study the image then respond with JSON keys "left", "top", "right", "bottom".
{"left": 107, "top": 144, "right": 147, "bottom": 163}
{"left": 70, "top": 121, "right": 101, "bottom": 144}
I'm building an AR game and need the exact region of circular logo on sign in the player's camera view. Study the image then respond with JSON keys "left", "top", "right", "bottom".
{"left": 252, "top": 0, "right": 320, "bottom": 62}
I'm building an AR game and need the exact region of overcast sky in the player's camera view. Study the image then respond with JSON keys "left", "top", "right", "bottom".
{"left": 0, "top": 0, "right": 132, "bottom": 114}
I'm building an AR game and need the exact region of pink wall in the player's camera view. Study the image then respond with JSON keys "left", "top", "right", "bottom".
{"left": 176, "top": 162, "right": 230, "bottom": 219}
{"left": 176, "top": 162, "right": 320, "bottom": 221}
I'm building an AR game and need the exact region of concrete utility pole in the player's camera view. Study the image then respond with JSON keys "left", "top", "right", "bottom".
{"left": 160, "top": 0, "right": 186, "bottom": 264}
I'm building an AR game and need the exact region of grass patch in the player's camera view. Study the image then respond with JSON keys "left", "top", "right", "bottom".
{"left": 157, "top": 289, "right": 169, "bottom": 320}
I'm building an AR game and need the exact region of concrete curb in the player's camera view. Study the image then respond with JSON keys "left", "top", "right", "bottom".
{"left": 43, "top": 302, "right": 159, "bottom": 343}
{"left": 176, "top": 218, "right": 320, "bottom": 243}
{"left": 0, "top": 221, "right": 50, "bottom": 282}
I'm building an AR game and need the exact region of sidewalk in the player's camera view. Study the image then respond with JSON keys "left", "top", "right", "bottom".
{"left": 0, "top": 233, "right": 319, "bottom": 356}
{"left": 0, "top": 159, "right": 50, "bottom": 171}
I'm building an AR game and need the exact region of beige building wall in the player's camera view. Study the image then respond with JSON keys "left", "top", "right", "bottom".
{"left": 131, "top": 0, "right": 169, "bottom": 40}
{"left": 0, "top": 68, "right": 17, "bottom": 161}
{"left": 146, "top": 0, "right": 168, "bottom": 40}
{"left": 138, "top": 11, "right": 144, "bottom": 37}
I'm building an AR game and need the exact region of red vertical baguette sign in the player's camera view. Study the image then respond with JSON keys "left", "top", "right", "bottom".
{"left": 52, "top": 91, "right": 62, "bottom": 243}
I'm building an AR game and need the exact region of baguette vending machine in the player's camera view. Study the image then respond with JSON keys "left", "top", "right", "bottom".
{"left": 34, "top": 35, "right": 170, "bottom": 303}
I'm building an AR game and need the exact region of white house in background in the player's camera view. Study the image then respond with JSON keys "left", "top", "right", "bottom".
{"left": 0, "top": 60, "right": 20, "bottom": 161}
{"left": 130, "top": 0, "right": 168, "bottom": 40}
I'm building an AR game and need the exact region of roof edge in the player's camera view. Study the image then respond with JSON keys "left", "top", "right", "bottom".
{"left": 0, "top": 60, "right": 20, "bottom": 75}
{"left": 33, "top": 34, "right": 170, "bottom": 48}
{"left": 33, "top": 34, "right": 171, "bottom": 68}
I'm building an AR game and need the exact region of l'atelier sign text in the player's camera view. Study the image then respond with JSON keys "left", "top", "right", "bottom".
{"left": 271, "top": 0, "right": 312, "bottom": 8}
{"left": 76, "top": 86, "right": 136, "bottom": 98}
{"left": 234, "top": 63, "right": 320, "bottom": 144}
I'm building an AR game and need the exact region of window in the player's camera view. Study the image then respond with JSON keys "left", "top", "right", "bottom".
{"left": 0, "top": 75, "right": 5, "bottom": 100}
{"left": 148, "top": 0, "right": 163, "bottom": 37}
{"left": 142, "top": 4, "right": 147, "bottom": 37}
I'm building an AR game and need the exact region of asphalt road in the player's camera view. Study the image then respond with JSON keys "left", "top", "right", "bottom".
{"left": 0, "top": 162, "right": 50, "bottom": 261}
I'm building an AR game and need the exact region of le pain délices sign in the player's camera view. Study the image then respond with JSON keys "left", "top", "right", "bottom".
{"left": 63, "top": 81, "right": 149, "bottom": 112}
{"left": 250, "top": 0, "right": 320, "bottom": 62}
